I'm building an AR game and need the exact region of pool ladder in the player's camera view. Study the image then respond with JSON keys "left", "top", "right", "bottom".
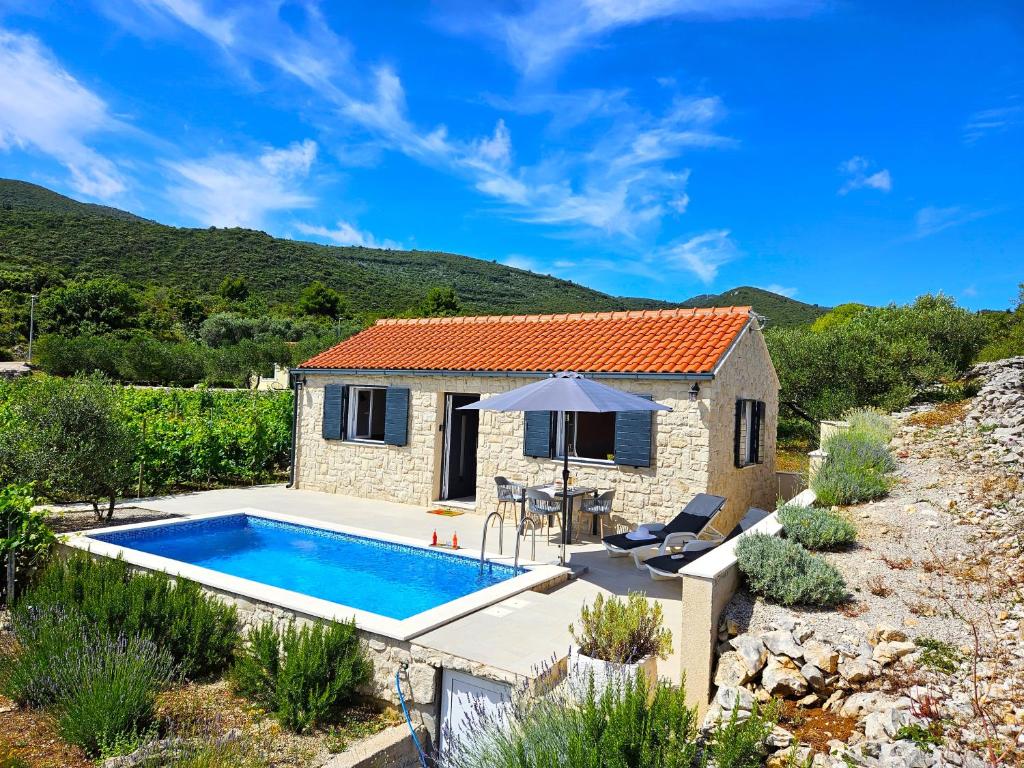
{"left": 479, "top": 512, "right": 536, "bottom": 572}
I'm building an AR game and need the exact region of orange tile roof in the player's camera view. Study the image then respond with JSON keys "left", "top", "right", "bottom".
{"left": 299, "top": 307, "right": 753, "bottom": 375}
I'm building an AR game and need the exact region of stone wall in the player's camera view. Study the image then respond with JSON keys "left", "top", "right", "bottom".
{"left": 294, "top": 323, "right": 779, "bottom": 529}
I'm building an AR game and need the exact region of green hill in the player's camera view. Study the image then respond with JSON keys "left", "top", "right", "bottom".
{"left": 681, "top": 286, "right": 829, "bottom": 328}
{"left": 0, "top": 179, "right": 670, "bottom": 317}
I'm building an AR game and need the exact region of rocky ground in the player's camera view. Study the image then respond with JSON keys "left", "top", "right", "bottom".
{"left": 716, "top": 357, "right": 1024, "bottom": 767}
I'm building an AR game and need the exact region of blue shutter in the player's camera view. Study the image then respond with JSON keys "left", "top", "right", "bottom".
{"left": 734, "top": 400, "right": 744, "bottom": 467}
{"left": 754, "top": 400, "right": 766, "bottom": 464}
{"left": 384, "top": 387, "right": 410, "bottom": 446}
{"left": 614, "top": 395, "right": 654, "bottom": 468}
{"left": 322, "top": 384, "right": 345, "bottom": 440}
{"left": 523, "top": 411, "right": 553, "bottom": 458}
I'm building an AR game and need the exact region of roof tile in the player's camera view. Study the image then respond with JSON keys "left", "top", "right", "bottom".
{"left": 300, "top": 307, "right": 752, "bottom": 375}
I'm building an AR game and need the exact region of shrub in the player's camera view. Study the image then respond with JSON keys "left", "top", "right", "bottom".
{"left": 844, "top": 407, "right": 894, "bottom": 444}
{"left": 23, "top": 554, "right": 238, "bottom": 679}
{"left": 0, "top": 373, "right": 136, "bottom": 519}
{"left": 813, "top": 429, "right": 897, "bottom": 506}
{"left": 777, "top": 503, "right": 857, "bottom": 551}
{"left": 569, "top": 592, "right": 672, "bottom": 664}
{"left": 704, "top": 700, "right": 780, "bottom": 768}
{"left": 736, "top": 534, "right": 847, "bottom": 607}
{"left": 437, "top": 668, "right": 699, "bottom": 768}
{"left": 50, "top": 631, "right": 174, "bottom": 757}
{"left": 0, "top": 483, "right": 55, "bottom": 603}
{"left": 0, "top": 605, "right": 173, "bottom": 757}
{"left": 914, "top": 636, "right": 962, "bottom": 674}
{"left": 231, "top": 619, "right": 372, "bottom": 733}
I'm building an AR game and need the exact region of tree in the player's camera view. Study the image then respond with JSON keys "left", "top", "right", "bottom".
{"left": 1, "top": 375, "right": 136, "bottom": 520}
{"left": 37, "top": 277, "right": 142, "bottom": 336}
{"left": 298, "top": 281, "right": 346, "bottom": 318}
{"left": 218, "top": 275, "right": 250, "bottom": 302}
{"left": 810, "top": 302, "right": 868, "bottom": 333}
{"left": 420, "top": 286, "right": 461, "bottom": 317}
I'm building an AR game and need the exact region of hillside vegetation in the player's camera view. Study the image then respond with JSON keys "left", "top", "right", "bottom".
{"left": 682, "top": 286, "right": 829, "bottom": 328}
{"left": 0, "top": 179, "right": 668, "bottom": 317}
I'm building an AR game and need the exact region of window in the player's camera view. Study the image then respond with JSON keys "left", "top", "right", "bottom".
{"left": 735, "top": 399, "right": 765, "bottom": 467}
{"left": 348, "top": 386, "right": 387, "bottom": 442}
{"left": 556, "top": 411, "right": 617, "bottom": 463}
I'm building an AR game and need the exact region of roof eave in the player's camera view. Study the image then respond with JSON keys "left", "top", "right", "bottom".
{"left": 289, "top": 367, "right": 716, "bottom": 381}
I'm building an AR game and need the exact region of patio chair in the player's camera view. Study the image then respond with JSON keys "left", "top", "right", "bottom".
{"left": 601, "top": 493, "right": 727, "bottom": 562}
{"left": 494, "top": 476, "right": 525, "bottom": 524}
{"left": 576, "top": 490, "right": 614, "bottom": 539}
{"left": 525, "top": 486, "right": 562, "bottom": 535}
{"left": 644, "top": 507, "right": 771, "bottom": 580}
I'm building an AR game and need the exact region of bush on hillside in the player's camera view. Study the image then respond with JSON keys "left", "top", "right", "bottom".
{"left": 23, "top": 554, "right": 238, "bottom": 679}
{"left": 704, "top": 700, "right": 781, "bottom": 768}
{"left": 813, "top": 428, "right": 897, "bottom": 506}
{"left": 777, "top": 503, "right": 857, "bottom": 551}
{"left": 231, "top": 619, "right": 372, "bottom": 733}
{"left": 844, "top": 407, "right": 894, "bottom": 444}
{"left": 736, "top": 534, "right": 847, "bottom": 607}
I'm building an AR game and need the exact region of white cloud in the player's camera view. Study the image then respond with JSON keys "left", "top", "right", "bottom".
{"left": 450, "top": 0, "right": 820, "bottom": 77}
{"left": 838, "top": 156, "right": 891, "bottom": 195}
{"left": 761, "top": 283, "right": 797, "bottom": 298}
{"left": 661, "top": 230, "right": 738, "bottom": 283}
{"left": 0, "top": 28, "right": 127, "bottom": 199}
{"left": 964, "top": 101, "right": 1023, "bottom": 143}
{"left": 911, "top": 205, "right": 985, "bottom": 240}
{"left": 117, "top": 0, "right": 735, "bottom": 266}
{"left": 294, "top": 219, "right": 402, "bottom": 250}
{"left": 165, "top": 140, "right": 318, "bottom": 228}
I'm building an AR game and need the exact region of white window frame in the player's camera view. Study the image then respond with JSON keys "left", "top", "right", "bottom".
{"left": 346, "top": 386, "right": 387, "bottom": 443}
{"left": 554, "top": 411, "right": 617, "bottom": 466}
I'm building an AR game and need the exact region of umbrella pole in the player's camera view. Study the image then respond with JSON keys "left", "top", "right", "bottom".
{"left": 561, "top": 412, "right": 570, "bottom": 566}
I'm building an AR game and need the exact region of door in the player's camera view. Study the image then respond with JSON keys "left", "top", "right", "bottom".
{"left": 442, "top": 393, "right": 480, "bottom": 499}
{"left": 440, "top": 669, "right": 511, "bottom": 750}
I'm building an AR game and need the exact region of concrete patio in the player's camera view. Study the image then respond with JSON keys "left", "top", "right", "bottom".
{"left": 92, "top": 484, "right": 686, "bottom": 683}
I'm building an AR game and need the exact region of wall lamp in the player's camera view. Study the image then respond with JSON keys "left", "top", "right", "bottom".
{"left": 688, "top": 382, "right": 700, "bottom": 401}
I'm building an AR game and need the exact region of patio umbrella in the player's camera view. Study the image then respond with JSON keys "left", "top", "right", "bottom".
{"left": 459, "top": 372, "right": 671, "bottom": 566}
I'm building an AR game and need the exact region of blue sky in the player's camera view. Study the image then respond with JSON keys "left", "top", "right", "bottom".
{"left": 0, "top": 1, "right": 1021, "bottom": 310}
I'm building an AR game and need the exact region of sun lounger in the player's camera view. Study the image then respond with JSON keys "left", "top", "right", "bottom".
{"left": 601, "top": 493, "right": 727, "bottom": 562}
{"left": 644, "top": 507, "right": 771, "bottom": 580}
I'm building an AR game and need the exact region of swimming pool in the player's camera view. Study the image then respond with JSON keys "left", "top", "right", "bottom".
{"left": 72, "top": 509, "right": 565, "bottom": 640}
{"left": 90, "top": 513, "right": 522, "bottom": 620}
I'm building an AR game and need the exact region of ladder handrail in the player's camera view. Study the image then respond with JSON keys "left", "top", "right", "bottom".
{"left": 513, "top": 517, "right": 537, "bottom": 570}
{"left": 480, "top": 510, "right": 505, "bottom": 571}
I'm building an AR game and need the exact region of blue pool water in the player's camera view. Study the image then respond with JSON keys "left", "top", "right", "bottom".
{"left": 89, "top": 515, "right": 523, "bottom": 620}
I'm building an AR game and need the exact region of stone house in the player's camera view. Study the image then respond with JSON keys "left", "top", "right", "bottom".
{"left": 290, "top": 306, "right": 779, "bottom": 533}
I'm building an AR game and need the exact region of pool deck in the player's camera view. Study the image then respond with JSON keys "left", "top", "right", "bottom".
{"left": 93, "top": 485, "right": 685, "bottom": 682}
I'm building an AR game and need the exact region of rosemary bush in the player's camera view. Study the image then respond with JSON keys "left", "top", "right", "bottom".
{"left": 569, "top": 592, "right": 672, "bottom": 664}
{"left": 736, "top": 534, "right": 847, "bottom": 607}
{"left": 777, "top": 503, "right": 857, "bottom": 551}
{"left": 231, "top": 619, "right": 372, "bottom": 733}
{"left": 704, "top": 701, "right": 780, "bottom": 768}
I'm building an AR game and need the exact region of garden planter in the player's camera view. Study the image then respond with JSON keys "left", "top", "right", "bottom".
{"left": 569, "top": 650, "right": 658, "bottom": 695}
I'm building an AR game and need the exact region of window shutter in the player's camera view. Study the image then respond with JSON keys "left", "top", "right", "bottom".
{"left": 755, "top": 401, "right": 766, "bottom": 464}
{"left": 733, "top": 400, "right": 744, "bottom": 467}
{"left": 614, "top": 395, "right": 654, "bottom": 468}
{"left": 322, "top": 384, "right": 345, "bottom": 440}
{"left": 523, "top": 411, "right": 553, "bottom": 458}
{"left": 384, "top": 387, "right": 410, "bottom": 446}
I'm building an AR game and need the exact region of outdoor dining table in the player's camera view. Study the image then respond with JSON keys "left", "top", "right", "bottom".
{"left": 520, "top": 484, "right": 597, "bottom": 543}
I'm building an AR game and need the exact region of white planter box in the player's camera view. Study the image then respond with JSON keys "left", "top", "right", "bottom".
{"left": 569, "top": 650, "right": 659, "bottom": 696}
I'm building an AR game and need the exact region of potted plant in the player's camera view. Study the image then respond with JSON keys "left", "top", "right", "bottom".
{"left": 568, "top": 591, "right": 672, "bottom": 692}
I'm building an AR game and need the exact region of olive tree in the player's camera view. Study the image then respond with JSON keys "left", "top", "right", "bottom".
{"left": 2, "top": 375, "right": 136, "bottom": 520}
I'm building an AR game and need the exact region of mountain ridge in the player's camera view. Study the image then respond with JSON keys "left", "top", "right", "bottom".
{"left": 0, "top": 178, "right": 826, "bottom": 326}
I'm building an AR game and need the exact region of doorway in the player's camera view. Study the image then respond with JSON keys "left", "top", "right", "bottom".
{"left": 441, "top": 393, "right": 480, "bottom": 501}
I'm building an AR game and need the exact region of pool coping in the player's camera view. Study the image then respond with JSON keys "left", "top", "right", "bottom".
{"left": 64, "top": 507, "right": 569, "bottom": 642}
